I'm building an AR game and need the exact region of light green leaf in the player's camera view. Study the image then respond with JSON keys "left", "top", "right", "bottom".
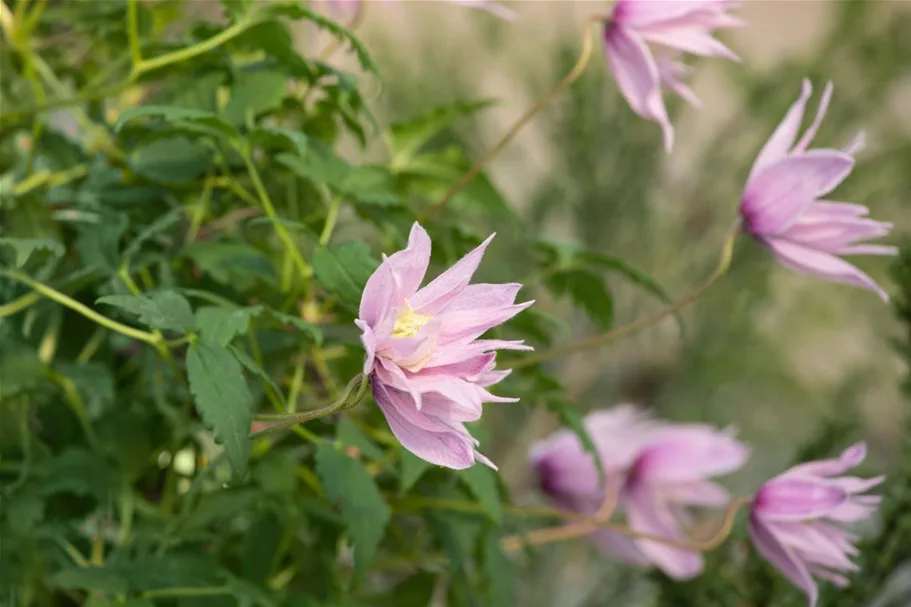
{"left": 389, "top": 100, "right": 494, "bottom": 165}
{"left": 195, "top": 305, "right": 264, "bottom": 346}
{"left": 399, "top": 450, "right": 432, "bottom": 495}
{"left": 546, "top": 268, "right": 614, "bottom": 331}
{"left": 315, "top": 443, "right": 390, "bottom": 579}
{"left": 341, "top": 166, "right": 400, "bottom": 206}
{"left": 312, "top": 241, "right": 378, "bottom": 306}
{"left": 186, "top": 339, "right": 254, "bottom": 478}
{"left": 458, "top": 465, "right": 502, "bottom": 524}
{"left": 277, "top": 146, "right": 350, "bottom": 190}
{"left": 129, "top": 136, "right": 212, "bottom": 183}
{"left": 114, "top": 105, "right": 237, "bottom": 139}
{"left": 97, "top": 290, "right": 195, "bottom": 332}
{"left": 0, "top": 237, "right": 63, "bottom": 267}
{"left": 222, "top": 69, "right": 288, "bottom": 125}
{"left": 337, "top": 418, "right": 388, "bottom": 465}
{"left": 249, "top": 126, "right": 309, "bottom": 156}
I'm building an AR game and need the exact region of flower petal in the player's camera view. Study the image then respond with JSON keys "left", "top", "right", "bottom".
{"left": 748, "top": 79, "right": 812, "bottom": 183}
{"left": 603, "top": 24, "right": 674, "bottom": 151}
{"left": 633, "top": 425, "right": 749, "bottom": 483}
{"left": 626, "top": 485, "right": 704, "bottom": 580}
{"left": 753, "top": 478, "right": 848, "bottom": 521}
{"left": 792, "top": 81, "right": 833, "bottom": 155}
{"left": 764, "top": 238, "right": 889, "bottom": 301}
{"left": 749, "top": 516, "right": 819, "bottom": 607}
{"left": 409, "top": 233, "right": 495, "bottom": 314}
{"left": 786, "top": 442, "right": 867, "bottom": 478}
{"left": 743, "top": 151, "right": 855, "bottom": 236}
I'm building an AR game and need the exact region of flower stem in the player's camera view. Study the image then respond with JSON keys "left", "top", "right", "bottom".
{"left": 319, "top": 190, "right": 344, "bottom": 247}
{"left": 418, "top": 14, "right": 606, "bottom": 222}
{"left": 248, "top": 373, "right": 368, "bottom": 438}
{"left": 513, "top": 220, "right": 741, "bottom": 369}
{"left": 0, "top": 269, "right": 161, "bottom": 346}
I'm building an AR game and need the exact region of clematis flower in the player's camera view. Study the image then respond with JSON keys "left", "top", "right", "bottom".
{"left": 621, "top": 424, "right": 749, "bottom": 579}
{"left": 530, "top": 408, "right": 748, "bottom": 577}
{"left": 749, "top": 442, "right": 883, "bottom": 607}
{"left": 740, "top": 80, "right": 897, "bottom": 301}
{"left": 357, "top": 223, "right": 532, "bottom": 469}
{"left": 603, "top": 0, "right": 744, "bottom": 151}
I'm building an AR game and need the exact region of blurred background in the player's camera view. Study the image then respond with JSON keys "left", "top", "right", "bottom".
{"left": 332, "top": 1, "right": 911, "bottom": 604}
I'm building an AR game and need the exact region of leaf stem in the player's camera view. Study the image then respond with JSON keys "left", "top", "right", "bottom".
{"left": 418, "top": 13, "right": 606, "bottom": 221}
{"left": 126, "top": 0, "right": 142, "bottom": 68}
{"left": 140, "top": 586, "right": 232, "bottom": 599}
{"left": 0, "top": 269, "right": 161, "bottom": 346}
{"left": 512, "top": 220, "right": 741, "bottom": 369}
{"left": 319, "top": 190, "right": 344, "bottom": 246}
{"left": 237, "top": 146, "right": 313, "bottom": 281}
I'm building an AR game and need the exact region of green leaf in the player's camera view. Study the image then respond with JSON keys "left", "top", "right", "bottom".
{"left": 312, "top": 241, "right": 378, "bottom": 306}
{"left": 129, "top": 136, "right": 212, "bottom": 183}
{"left": 458, "top": 465, "right": 502, "bottom": 524}
{"left": 222, "top": 69, "right": 288, "bottom": 125}
{"left": 97, "top": 290, "right": 195, "bottom": 332}
{"left": 337, "top": 418, "right": 389, "bottom": 466}
{"left": 257, "top": 3, "right": 378, "bottom": 76}
{"left": 482, "top": 528, "right": 515, "bottom": 607}
{"left": 231, "top": 345, "right": 282, "bottom": 397}
{"left": 315, "top": 443, "right": 391, "bottom": 580}
{"left": 182, "top": 240, "right": 276, "bottom": 290}
{"left": 114, "top": 105, "right": 237, "bottom": 139}
{"left": 50, "top": 567, "right": 129, "bottom": 594}
{"left": 398, "top": 450, "right": 432, "bottom": 495}
{"left": 546, "top": 268, "right": 614, "bottom": 331}
{"left": 195, "top": 305, "right": 264, "bottom": 346}
{"left": 186, "top": 339, "right": 254, "bottom": 478}
{"left": 389, "top": 100, "right": 494, "bottom": 165}
{"left": 0, "top": 237, "right": 63, "bottom": 267}
{"left": 277, "top": 146, "right": 351, "bottom": 190}
{"left": 249, "top": 126, "right": 309, "bottom": 156}
{"left": 266, "top": 309, "right": 324, "bottom": 345}
{"left": 121, "top": 207, "right": 184, "bottom": 265}
{"left": 341, "top": 166, "right": 400, "bottom": 206}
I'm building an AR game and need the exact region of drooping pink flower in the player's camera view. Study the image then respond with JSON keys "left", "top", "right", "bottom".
{"left": 530, "top": 408, "right": 749, "bottom": 578}
{"left": 357, "top": 223, "right": 533, "bottom": 469}
{"left": 603, "top": 0, "right": 744, "bottom": 152}
{"left": 621, "top": 424, "right": 749, "bottom": 579}
{"left": 749, "top": 442, "right": 883, "bottom": 607}
{"left": 740, "top": 80, "right": 897, "bottom": 301}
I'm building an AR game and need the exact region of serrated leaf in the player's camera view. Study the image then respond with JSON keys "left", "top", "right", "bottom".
{"left": 114, "top": 105, "right": 237, "bottom": 139}
{"left": 546, "top": 268, "right": 614, "bottom": 331}
{"left": 230, "top": 345, "right": 283, "bottom": 397}
{"left": 398, "top": 449, "right": 432, "bottom": 495}
{"left": 97, "top": 290, "right": 195, "bottom": 332}
{"left": 222, "top": 69, "right": 288, "bottom": 125}
{"left": 312, "top": 241, "right": 378, "bottom": 306}
{"left": 0, "top": 237, "right": 63, "bottom": 267}
{"left": 195, "top": 305, "right": 264, "bottom": 346}
{"left": 315, "top": 443, "right": 390, "bottom": 580}
{"left": 458, "top": 465, "right": 502, "bottom": 524}
{"left": 56, "top": 361, "right": 115, "bottom": 419}
{"left": 186, "top": 339, "right": 254, "bottom": 478}
{"left": 121, "top": 207, "right": 184, "bottom": 265}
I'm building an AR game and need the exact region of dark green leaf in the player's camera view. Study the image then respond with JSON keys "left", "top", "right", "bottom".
{"left": 182, "top": 241, "right": 276, "bottom": 290}
{"left": 186, "top": 339, "right": 254, "bottom": 478}
{"left": 546, "top": 268, "right": 614, "bottom": 331}
{"left": 195, "top": 305, "right": 264, "bottom": 346}
{"left": 266, "top": 309, "right": 323, "bottom": 345}
{"left": 337, "top": 418, "right": 389, "bottom": 466}
{"left": 97, "top": 290, "right": 195, "bottom": 332}
{"left": 277, "top": 147, "right": 351, "bottom": 190}
{"left": 50, "top": 567, "right": 129, "bottom": 594}
{"left": 315, "top": 443, "right": 390, "bottom": 580}
{"left": 121, "top": 206, "right": 184, "bottom": 264}
{"left": 458, "top": 465, "right": 502, "bottom": 524}
{"left": 312, "top": 241, "right": 378, "bottom": 306}
{"left": 129, "top": 136, "right": 212, "bottom": 183}
{"left": 398, "top": 449, "right": 432, "bottom": 495}
{"left": 483, "top": 528, "right": 515, "bottom": 607}
{"left": 249, "top": 126, "right": 309, "bottom": 156}
{"left": 0, "top": 237, "right": 63, "bottom": 267}
{"left": 114, "top": 105, "right": 237, "bottom": 139}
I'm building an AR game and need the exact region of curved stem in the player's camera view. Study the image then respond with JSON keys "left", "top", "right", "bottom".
{"left": 418, "top": 14, "right": 606, "bottom": 222}
{"left": 0, "top": 269, "right": 161, "bottom": 346}
{"left": 248, "top": 373, "right": 367, "bottom": 438}
{"left": 513, "top": 220, "right": 741, "bottom": 370}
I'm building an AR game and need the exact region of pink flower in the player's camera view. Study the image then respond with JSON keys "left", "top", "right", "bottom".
{"left": 530, "top": 408, "right": 749, "bottom": 578}
{"left": 740, "top": 80, "right": 897, "bottom": 300}
{"left": 357, "top": 223, "right": 533, "bottom": 469}
{"left": 603, "top": 0, "right": 744, "bottom": 152}
{"left": 749, "top": 443, "right": 884, "bottom": 607}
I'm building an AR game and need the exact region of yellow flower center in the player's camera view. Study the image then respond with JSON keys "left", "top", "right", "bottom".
{"left": 390, "top": 302, "right": 433, "bottom": 338}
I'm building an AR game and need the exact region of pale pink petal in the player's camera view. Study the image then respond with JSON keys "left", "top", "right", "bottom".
{"left": 356, "top": 319, "right": 377, "bottom": 374}
{"left": 742, "top": 151, "right": 855, "bottom": 236}
{"left": 409, "top": 233, "right": 495, "bottom": 314}
{"left": 626, "top": 485, "right": 704, "bottom": 580}
{"left": 359, "top": 259, "right": 399, "bottom": 328}
{"left": 786, "top": 443, "right": 867, "bottom": 478}
{"left": 792, "top": 81, "right": 833, "bottom": 154}
{"left": 657, "top": 57, "right": 702, "bottom": 107}
{"left": 637, "top": 23, "right": 740, "bottom": 60}
{"left": 842, "top": 131, "right": 866, "bottom": 156}
{"left": 438, "top": 300, "right": 535, "bottom": 345}
{"left": 753, "top": 479, "right": 847, "bottom": 521}
{"left": 837, "top": 244, "right": 898, "bottom": 256}
{"left": 665, "top": 480, "right": 730, "bottom": 506}
{"left": 439, "top": 283, "right": 523, "bottom": 314}
{"left": 633, "top": 426, "right": 749, "bottom": 482}
{"left": 592, "top": 529, "right": 652, "bottom": 566}
{"left": 749, "top": 517, "right": 819, "bottom": 607}
{"left": 445, "top": 0, "right": 517, "bottom": 21}
{"left": 766, "top": 238, "right": 889, "bottom": 301}
{"left": 748, "top": 79, "right": 812, "bottom": 182}
{"left": 603, "top": 24, "right": 674, "bottom": 152}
